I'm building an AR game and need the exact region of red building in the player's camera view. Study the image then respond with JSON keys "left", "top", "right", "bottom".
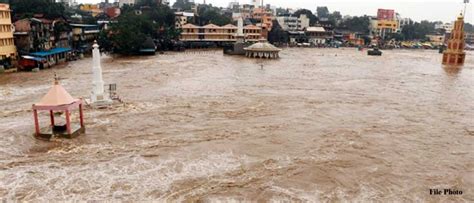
{"left": 105, "top": 7, "right": 121, "bottom": 18}
{"left": 377, "top": 9, "right": 395, "bottom": 20}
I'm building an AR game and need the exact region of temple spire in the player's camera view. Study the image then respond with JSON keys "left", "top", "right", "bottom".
{"left": 442, "top": 10, "right": 466, "bottom": 66}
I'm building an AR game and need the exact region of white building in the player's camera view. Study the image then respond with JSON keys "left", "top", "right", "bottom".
{"left": 276, "top": 15, "right": 310, "bottom": 31}
{"left": 435, "top": 22, "right": 454, "bottom": 33}
{"left": 119, "top": 0, "right": 135, "bottom": 7}
{"left": 228, "top": 0, "right": 239, "bottom": 9}
{"left": 251, "top": 0, "right": 261, "bottom": 8}
{"left": 175, "top": 12, "right": 195, "bottom": 29}
{"left": 57, "top": 0, "right": 77, "bottom": 7}
{"left": 306, "top": 27, "right": 329, "bottom": 45}
{"left": 395, "top": 13, "right": 413, "bottom": 31}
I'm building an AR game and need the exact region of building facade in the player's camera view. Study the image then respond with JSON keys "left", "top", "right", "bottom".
{"left": 180, "top": 23, "right": 262, "bottom": 42}
{"left": 305, "top": 27, "right": 332, "bottom": 45}
{"left": 371, "top": 19, "right": 398, "bottom": 39}
{"left": 14, "top": 17, "right": 71, "bottom": 54}
{"left": 276, "top": 15, "right": 309, "bottom": 31}
{"left": 0, "top": 4, "right": 16, "bottom": 61}
{"left": 70, "top": 24, "right": 100, "bottom": 52}
{"left": 175, "top": 12, "right": 194, "bottom": 29}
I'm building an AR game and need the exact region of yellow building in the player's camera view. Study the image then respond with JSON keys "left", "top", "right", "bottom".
{"left": 371, "top": 19, "right": 398, "bottom": 39}
{"left": 180, "top": 23, "right": 262, "bottom": 42}
{"left": 427, "top": 35, "right": 445, "bottom": 45}
{"left": 80, "top": 4, "right": 103, "bottom": 17}
{"left": 0, "top": 4, "right": 16, "bottom": 60}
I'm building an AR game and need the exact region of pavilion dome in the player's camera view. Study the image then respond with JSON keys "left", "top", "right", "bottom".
{"left": 36, "top": 80, "right": 75, "bottom": 106}
{"left": 244, "top": 39, "right": 281, "bottom": 59}
{"left": 244, "top": 39, "right": 282, "bottom": 52}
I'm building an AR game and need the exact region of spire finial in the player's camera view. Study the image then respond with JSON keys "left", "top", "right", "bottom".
{"left": 54, "top": 73, "right": 59, "bottom": 85}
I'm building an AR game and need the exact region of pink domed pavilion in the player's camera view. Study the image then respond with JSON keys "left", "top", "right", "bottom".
{"left": 32, "top": 77, "right": 85, "bottom": 139}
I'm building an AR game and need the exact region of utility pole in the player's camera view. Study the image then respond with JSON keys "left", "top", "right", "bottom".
{"left": 463, "top": 0, "right": 469, "bottom": 17}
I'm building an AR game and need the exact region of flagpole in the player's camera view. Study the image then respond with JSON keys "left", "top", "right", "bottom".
{"left": 464, "top": 0, "right": 469, "bottom": 17}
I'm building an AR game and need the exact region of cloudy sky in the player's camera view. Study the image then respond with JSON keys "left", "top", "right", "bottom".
{"left": 79, "top": 0, "right": 473, "bottom": 23}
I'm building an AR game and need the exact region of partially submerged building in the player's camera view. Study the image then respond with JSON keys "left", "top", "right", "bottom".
{"left": 70, "top": 24, "right": 100, "bottom": 52}
{"left": 179, "top": 23, "right": 262, "bottom": 44}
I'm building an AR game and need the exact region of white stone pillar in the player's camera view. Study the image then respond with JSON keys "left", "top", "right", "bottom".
{"left": 91, "top": 41, "right": 108, "bottom": 104}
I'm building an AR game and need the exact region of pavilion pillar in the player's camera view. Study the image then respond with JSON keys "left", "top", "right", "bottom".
{"left": 79, "top": 103, "right": 84, "bottom": 128}
{"left": 49, "top": 110, "right": 55, "bottom": 127}
{"left": 33, "top": 107, "right": 40, "bottom": 136}
{"left": 65, "top": 110, "right": 71, "bottom": 134}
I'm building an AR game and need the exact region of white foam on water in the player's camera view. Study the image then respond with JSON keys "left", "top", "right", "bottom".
{"left": 0, "top": 149, "right": 246, "bottom": 201}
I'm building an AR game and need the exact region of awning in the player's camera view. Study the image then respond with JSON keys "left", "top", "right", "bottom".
{"left": 21, "top": 55, "right": 46, "bottom": 62}
{"left": 30, "top": 48, "right": 72, "bottom": 57}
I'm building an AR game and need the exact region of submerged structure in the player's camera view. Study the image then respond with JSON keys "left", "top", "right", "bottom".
{"left": 32, "top": 76, "right": 85, "bottom": 139}
{"left": 223, "top": 17, "right": 247, "bottom": 55}
{"left": 442, "top": 13, "right": 466, "bottom": 66}
{"left": 244, "top": 39, "right": 281, "bottom": 59}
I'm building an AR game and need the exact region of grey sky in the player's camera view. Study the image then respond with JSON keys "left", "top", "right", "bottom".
{"left": 79, "top": 0, "right": 473, "bottom": 23}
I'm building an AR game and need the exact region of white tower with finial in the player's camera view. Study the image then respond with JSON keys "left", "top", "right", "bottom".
{"left": 236, "top": 17, "right": 245, "bottom": 43}
{"left": 91, "top": 41, "right": 110, "bottom": 105}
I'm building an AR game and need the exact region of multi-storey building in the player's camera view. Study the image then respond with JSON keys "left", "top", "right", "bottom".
{"left": 435, "top": 22, "right": 454, "bottom": 33}
{"left": 14, "top": 17, "right": 71, "bottom": 53}
{"left": 70, "top": 24, "right": 100, "bottom": 51}
{"left": 80, "top": 4, "right": 104, "bottom": 17}
{"left": 370, "top": 8, "right": 399, "bottom": 38}
{"left": 175, "top": 12, "right": 194, "bottom": 29}
{"left": 370, "top": 19, "right": 398, "bottom": 39}
{"left": 306, "top": 26, "right": 333, "bottom": 45}
{"left": 0, "top": 4, "right": 16, "bottom": 61}
{"left": 276, "top": 15, "right": 309, "bottom": 31}
{"left": 180, "top": 23, "right": 262, "bottom": 42}
{"left": 466, "top": 32, "right": 474, "bottom": 45}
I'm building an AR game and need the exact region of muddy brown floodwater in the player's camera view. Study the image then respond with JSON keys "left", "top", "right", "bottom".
{"left": 0, "top": 48, "right": 473, "bottom": 201}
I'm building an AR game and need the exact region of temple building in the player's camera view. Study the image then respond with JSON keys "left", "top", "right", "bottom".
{"left": 443, "top": 13, "right": 466, "bottom": 66}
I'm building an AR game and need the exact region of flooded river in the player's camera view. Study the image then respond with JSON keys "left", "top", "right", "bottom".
{"left": 0, "top": 48, "right": 473, "bottom": 201}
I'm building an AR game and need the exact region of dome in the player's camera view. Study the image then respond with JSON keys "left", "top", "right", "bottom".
{"left": 244, "top": 40, "right": 282, "bottom": 52}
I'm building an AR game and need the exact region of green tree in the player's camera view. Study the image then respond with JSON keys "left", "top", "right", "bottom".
{"left": 172, "top": 0, "right": 193, "bottom": 11}
{"left": 197, "top": 4, "right": 231, "bottom": 26}
{"left": 105, "top": 3, "right": 177, "bottom": 54}
{"left": 109, "top": 11, "right": 153, "bottom": 54}
{"left": 316, "top": 6, "right": 330, "bottom": 19}
{"left": 10, "top": 0, "right": 65, "bottom": 19}
{"left": 339, "top": 15, "right": 370, "bottom": 33}
{"left": 401, "top": 20, "right": 436, "bottom": 40}
{"left": 268, "top": 20, "right": 288, "bottom": 44}
{"left": 465, "top": 23, "right": 474, "bottom": 32}
{"left": 293, "top": 9, "right": 318, "bottom": 26}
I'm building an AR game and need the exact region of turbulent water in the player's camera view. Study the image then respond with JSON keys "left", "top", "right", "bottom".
{"left": 0, "top": 48, "right": 473, "bottom": 201}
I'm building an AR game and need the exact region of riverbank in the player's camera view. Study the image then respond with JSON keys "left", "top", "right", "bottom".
{"left": 0, "top": 48, "right": 473, "bottom": 201}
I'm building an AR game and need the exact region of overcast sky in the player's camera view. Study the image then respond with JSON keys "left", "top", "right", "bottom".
{"left": 79, "top": 0, "right": 473, "bottom": 23}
